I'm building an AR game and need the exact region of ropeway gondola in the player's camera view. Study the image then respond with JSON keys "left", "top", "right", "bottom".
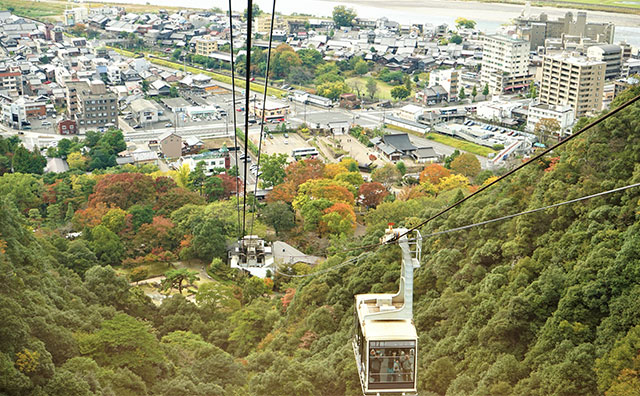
{"left": 353, "top": 224, "right": 421, "bottom": 395}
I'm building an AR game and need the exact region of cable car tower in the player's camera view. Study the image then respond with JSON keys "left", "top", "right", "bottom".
{"left": 353, "top": 225, "right": 422, "bottom": 395}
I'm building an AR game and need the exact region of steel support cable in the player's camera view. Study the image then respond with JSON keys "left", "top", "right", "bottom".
{"left": 228, "top": 0, "right": 241, "bottom": 237}
{"left": 249, "top": 0, "right": 277, "bottom": 238}
{"left": 241, "top": 0, "right": 254, "bottom": 237}
{"left": 274, "top": 182, "right": 640, "bottom": 278}
{"left": 274, "top": 252, "right": 373, "bottom": 278}
{"left": 345, "top": 93, "right": 640, "bottom": 253}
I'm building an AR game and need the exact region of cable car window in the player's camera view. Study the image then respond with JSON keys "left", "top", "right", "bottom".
{"left": 368, "top": 342, "right": 415, "bottom": 386}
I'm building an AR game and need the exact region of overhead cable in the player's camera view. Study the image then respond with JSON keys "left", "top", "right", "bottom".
{"left": 228, "top": 0, "right": 241, "bottom": 237}
{"left": 249, "top": 0, "right": 277, "bottom": 238}
{"left": 241, "top": 0, "right": 254, "bottom": 237}
{"left": 345, "top": 92, "right": 640, "bottom": 253}
{"left": 279, "top": 182, "right": 640, "bottom": 278}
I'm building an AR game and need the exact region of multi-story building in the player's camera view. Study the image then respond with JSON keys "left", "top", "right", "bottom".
{"left": 57, "top": 119, "right": 78, "bottom": 135}
{"left": 622, "top": 59, "right": 640, "bottom": 78}
{"left": 428, "top": 68, "right": 459, "bottom": 102}
{"left": 537, "top": 53, "right": 605, "bottom": 119}
{"left": 515, "top": 11, "right": 615, "bottom": 50}
{"left": 251, "top": 100, "right": 289, "bottom": 121}
{"left": 0, "top": 67, "right": 22, "bottom": 96}
{"left": 63, "top": 7, "right": 89, "bottom": 26}
{"left": 66, "top": 80, "right": 118, "bottom": 130}
{"left": 526, "top": 103, "right": 575, "bottom": 137}
{"left": 586, "top": 44, "right": 623, "bottom": 80}
{"left": 106, "top": 65, "right": 121, "bottom": 84}
{"left": 480, "top": 35, "right": 532, "bottom": 95}
{"left": 182, "top": 150, "right": 230, "bottom": 176}
{"left": 255, "top": 14, "right": 288, "bottom": 34}
{"left": 194, "top": 36, "right": 219, "bottom": 57}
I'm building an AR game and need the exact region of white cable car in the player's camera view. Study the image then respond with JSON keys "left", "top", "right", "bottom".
{"left": 353, "top": 225, "right": 422, "bottom": 395}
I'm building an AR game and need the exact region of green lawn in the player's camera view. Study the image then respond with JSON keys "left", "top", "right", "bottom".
{"left": 425, "top": 132, "right": 496, "bottom": 157}
{"left": 0, "top": 0, "right": 66, "bottom": 18}
{"left": 346, "top": 76, "right": 408, "bottom": 101}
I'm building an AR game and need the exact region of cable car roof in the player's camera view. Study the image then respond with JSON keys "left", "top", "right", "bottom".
{"left": 356, "top": 293, "right": 417, "bottom": 340}
{"left": 361, "top": 318, "right": 417, "bottom": 340}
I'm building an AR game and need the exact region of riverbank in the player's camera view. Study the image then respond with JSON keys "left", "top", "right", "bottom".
{"left": 327, "top": 0, "right": 640, "bottom": 27}
{"left": 0, "top": 0, "right": 185, "bottom": 20}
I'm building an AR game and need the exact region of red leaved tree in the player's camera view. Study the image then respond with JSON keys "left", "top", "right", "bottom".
{"left": 358, "top": 182, "right": 388, "bottom": 208}
{"left": 284, "top": 158, "right": 325, "bottom": 186}
{"left": 89, "top": 173, "right": 156, "bottom": 209}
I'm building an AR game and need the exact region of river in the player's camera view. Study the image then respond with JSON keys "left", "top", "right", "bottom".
{"left": 98, "top": 0, "right": 640, "bottom": 46}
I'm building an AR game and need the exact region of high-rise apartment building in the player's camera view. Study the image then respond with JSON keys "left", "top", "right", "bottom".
{"left": 515, "top": 11, "right": 615, "bottom": 51}
{"left": 537, "top": 53, "right": 605, "bottom": 118}
{"left": 586, "top": 44, "right": 623, "bottom": 80}
{"left": 481, "top": 35, "right": 532, "bottom": 95}
{"left": 66, "top": 80, "right": 118, "bottom": 130}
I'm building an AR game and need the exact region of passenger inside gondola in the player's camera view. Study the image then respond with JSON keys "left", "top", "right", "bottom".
{"left": 368, "top": 347, "right": 415, "bottom": 384}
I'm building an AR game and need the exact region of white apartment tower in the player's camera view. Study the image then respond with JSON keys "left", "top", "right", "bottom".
{"left": 428, "top": 69, "right": 459, "bottom": 102}
{"left": 537, "top": 53, "right": 605, "bottom": 119}
{"left": 481, "top": 35, "right": 532, "bottom": 95}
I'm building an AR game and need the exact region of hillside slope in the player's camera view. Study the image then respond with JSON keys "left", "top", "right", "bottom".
{"left": 0, "top": 85, "right": 639, "bottom": 396}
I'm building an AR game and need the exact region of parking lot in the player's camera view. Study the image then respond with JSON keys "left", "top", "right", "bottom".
{"left": 15, "top": 114, "right": 58, "bottom": 134}
{"left": 254, "top": 132, "right": 310, "bottom": 159}
{"left": 120, "top": 89, "right": 242, "bottom": 132}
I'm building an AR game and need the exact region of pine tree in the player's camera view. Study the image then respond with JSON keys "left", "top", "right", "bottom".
{"left": 65, "top": 203, "right": 74, "bottom": 222}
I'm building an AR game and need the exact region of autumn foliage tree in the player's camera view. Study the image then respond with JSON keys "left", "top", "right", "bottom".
{"left": 134, "top": 216, "right": 177, "bottom": 254}
{"left": 420, "top": 163, "right": 451, "bottom": 185}
{"left": 89, "top": 173, "right": 156, "bottom": 210}
{"left": 450, "top": 153, "right": 481, "bottom": 178}
{"left": 284, "top": 158, "right": 325, "bottom": 187}
{"left": 267, "top": 182, "right": 297, "bottom": 203}
{"left": 358, "top": 182, "right": 388, "bottom": 208}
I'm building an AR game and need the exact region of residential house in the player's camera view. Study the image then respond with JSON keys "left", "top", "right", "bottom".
{"left": 159, "top": 131, "right": 182, "bottom": 158}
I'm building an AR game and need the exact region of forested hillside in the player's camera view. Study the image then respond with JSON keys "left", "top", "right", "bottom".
{"left": 1, "top": 85, "right": 640, "bottom": 396}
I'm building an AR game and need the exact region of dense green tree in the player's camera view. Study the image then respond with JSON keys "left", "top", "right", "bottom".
{"left": 64, "top": 240, "right": 99, "bottom": 277}
{"left": 451, "top": 153, "right": 481, "bottom": 178}
{"left": 77, "top": 313, "right": 163, "bottom": 383}
{"left": 129, "top": 204, "right": 154, "bottom": 230}
{"left": 459, "top": 86, "right": 467, "bottom": 100}
{"left": 12, "top": 145, "right": 46, "bottom": 174}
{"left": 483, "top": 83, "right": 490, "bottom": 97}
{"left": 354, "top": 60, "right": 368, "bottom": 75}
{"left": 262, "top": 201, "right": 295, "bottom": 236}
{"left": 390, "top": 86, "right": 411, "bottom": 101}
{"left": 260, "top": 153, "right": 288, "bottom": 188}
{"left": 366, "top": 77, "right": 378, "bottom": 100}
{"left": 88, "top": 225, "right": 123, "bottom": 266}
{"left": 188, "top": 161, "right": 206, "bottom": 193}
{"left": 0, "top": 173, "right": 43, "bottom": 212}
{"left": 332, "top": 6, "right": 356, "bottom": 27}
{"left": 455, "top": 17, "right": 477, "bottom": 29}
